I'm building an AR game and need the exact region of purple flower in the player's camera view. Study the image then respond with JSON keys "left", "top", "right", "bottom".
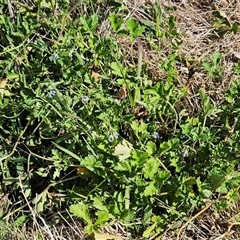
{"left": 82, "top": 96, "right": 88, "bottom": 102}
{"left": 108, "top": 136, "right": 114, "bottom": 143}
{"left": 153, "top": 131, "right": 159, "bottom": 139}
{"left": 47, "top": 90, "right": 56, "bottom": 98}
{"left": 115, "top": 133, "right": 119, "bottom": 139}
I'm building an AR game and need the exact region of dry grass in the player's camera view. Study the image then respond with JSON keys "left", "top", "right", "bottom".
{"left": 3, "top": 202, "right": 240, "bottom": 240}
{"left": 161, "top": 202, "right": 240, "bottom": 240}
{"left": 1, "top": 211, "right": 131, "bottom": 240}
{"left": 116, "top": 0, "right": 240, "bottom": 114}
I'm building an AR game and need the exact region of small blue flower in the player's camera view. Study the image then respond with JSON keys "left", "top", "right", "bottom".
{"left": 115, "top": 133, "right": 119, "bottom": 139}
{"left": 153, "top": 131, "right": 159, "bottom": 139}
{"left": 82, "top": 96, "right": 88, "bottom": 102}
{"left": 47, "top": 89, "right": 56, "bottom": 98}
{"left": 52, "top": 55, "right": 58, "bottom": 63}
{"left": 51, "top": 89, "right": 56, "bottom": 95}
{"left": 108, "top": 136, "right": 114, "bottom": 143}
{"left": 181, "top": 151, "right": 188, "bottom": 158}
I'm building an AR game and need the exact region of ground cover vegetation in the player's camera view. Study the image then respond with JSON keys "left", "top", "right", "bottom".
{"left": 1, "top": 0, "right": 240, "bottom": 239}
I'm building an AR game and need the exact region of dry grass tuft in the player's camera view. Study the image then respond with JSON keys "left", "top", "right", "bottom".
{"left": 116, "top": 0, "right": 240, "bottom": 115}
{"left": 173, "top": 0, "right": 240, "bottom": 101}
{"left": 1, "top": 213, "right": 131, "bottom": 240}
{"left": 161, "top": 200, "right": 240, "bottom": 240}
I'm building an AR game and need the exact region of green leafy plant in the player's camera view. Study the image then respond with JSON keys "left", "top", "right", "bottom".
{"left": 212, "top": 7, "right": 238, "bottom": 36}
{"left": 1, "top": 1, "right": 240, "bottom": 239}
{"left": 202, "top": 52, "right": 223, "bottom": 79}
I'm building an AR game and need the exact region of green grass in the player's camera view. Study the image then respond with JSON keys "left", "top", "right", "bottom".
{"left": 1, "top": 0, "right": 240, "bottom": 239}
